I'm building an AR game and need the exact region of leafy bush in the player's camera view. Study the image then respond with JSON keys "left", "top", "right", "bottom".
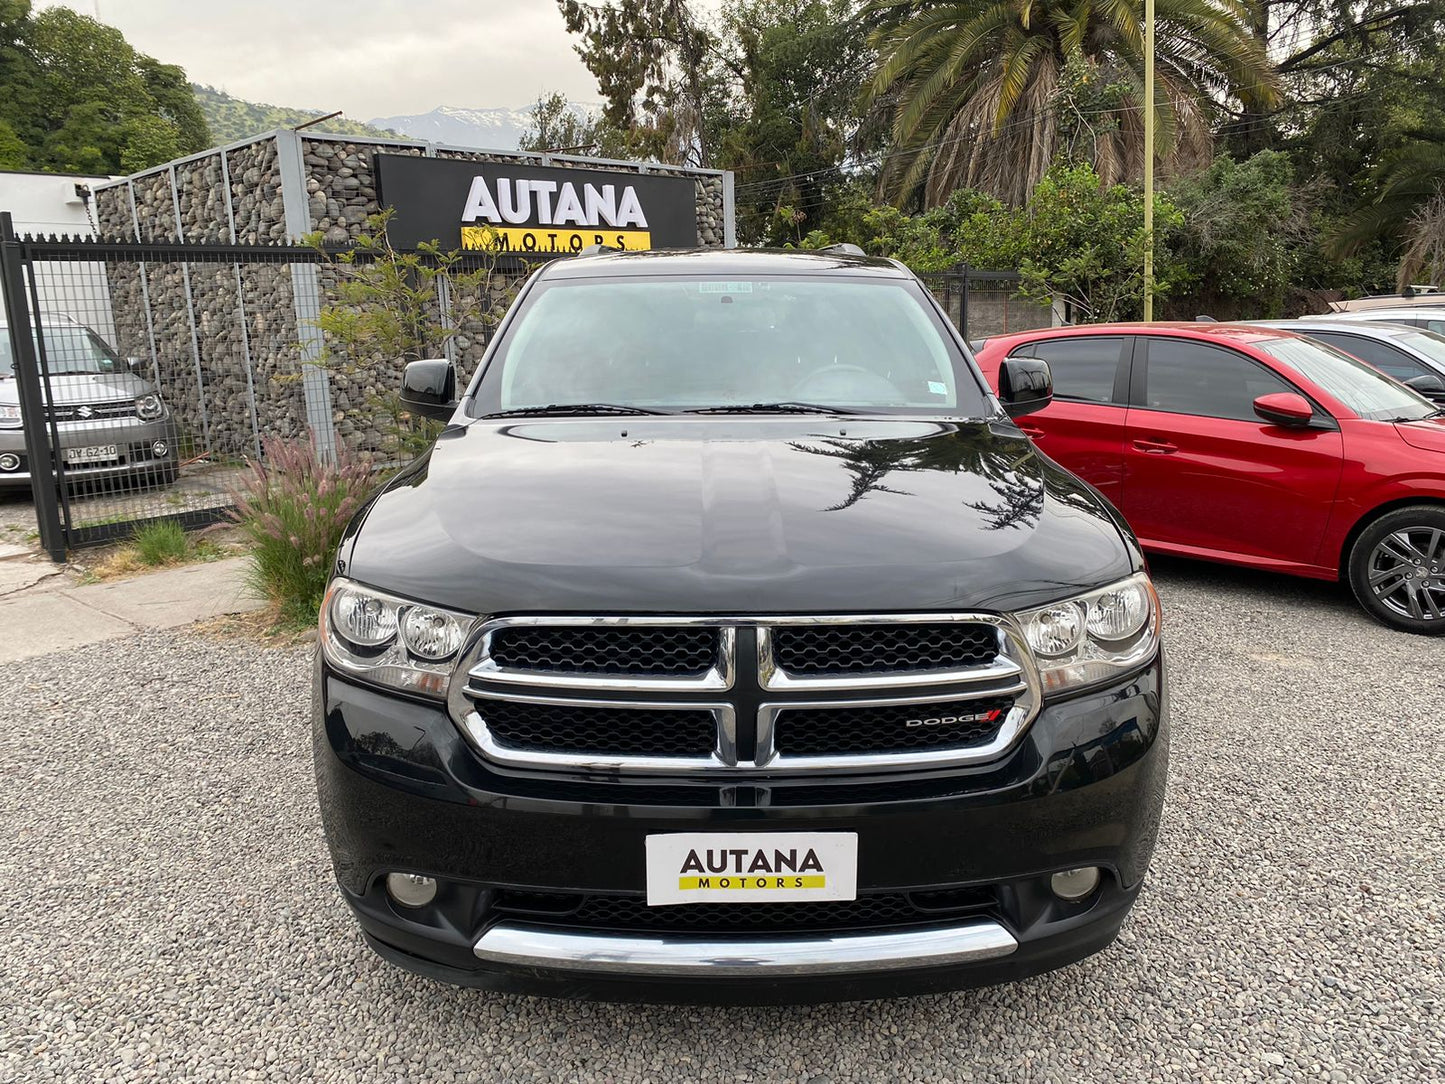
{"left": 131, "top": 519, "right": 189, "bottom": 566}
{"left": 228, "top": 438, "right": 376, "bottom": 627}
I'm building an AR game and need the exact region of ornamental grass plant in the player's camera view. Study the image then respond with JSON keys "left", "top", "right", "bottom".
{"left": 228, "top": 437, "right": 375, "bottom": 627}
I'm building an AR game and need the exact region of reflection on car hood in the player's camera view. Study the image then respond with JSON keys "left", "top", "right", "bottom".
{"left": 345, "top": 417, "right": 1135, "bottom": 616}
{"left": 1395, "top": 417, "right": 1445, "bottom": 453}
{"left": 0, "top": 371, "right": 152, "bottom": 407}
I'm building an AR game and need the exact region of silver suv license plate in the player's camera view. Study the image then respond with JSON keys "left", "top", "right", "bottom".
{"left": 645, "top": 832, "right": 858, "bottom": 906}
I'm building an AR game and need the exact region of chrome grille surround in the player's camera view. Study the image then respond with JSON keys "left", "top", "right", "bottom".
{"left": 448, "top": 614, "right": 1041, "bottom": 776}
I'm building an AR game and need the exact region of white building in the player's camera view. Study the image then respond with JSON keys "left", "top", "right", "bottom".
{"left": 0, "top": 169, "right": 118, "bottom": 341}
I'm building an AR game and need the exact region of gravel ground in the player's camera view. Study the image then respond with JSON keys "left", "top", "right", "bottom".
{"left": 1, "top": 560, "right": 1441, "bottom": 1083}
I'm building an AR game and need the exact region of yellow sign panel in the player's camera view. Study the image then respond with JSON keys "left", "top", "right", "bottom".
{"left": 461, "top": 225, "right": 652, "bottom": 255}
{"left": 678, "top": 875, "right": 827, "bottom": 891}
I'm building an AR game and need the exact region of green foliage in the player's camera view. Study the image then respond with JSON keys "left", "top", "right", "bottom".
{"left": 1161, "top": 151, "right": 1314, "bottom": 318}
{"left": 804, "top": 165, "right": 1181, "bottom": 320}
{"left": 304, "top": 212, "right": 518, "bottom": 459}
{"left": 862, "top": 0, "right": 1278, "bottom": 206}
{"left": 131, "top": 519, "right": 190, "bottom": 566}
{"left": 227, "top": 437, "right": 376, "bottom": 628}
{"left": 0, "top": 119, "right": 26, "bottom": 170}
{"left": 518, "top": 91, "right": 635, "bottom": 158}
{"left": 710, "top": 0, "right": 872, "bottom": 244}
{"left": 191, "top": 84, "right": 399, "bottom": 143}
{"left": 559, "top": 0, "right": 713, "bottom": 164}
{"left": 0, "top": 2, "right": 209, "bottom": 173}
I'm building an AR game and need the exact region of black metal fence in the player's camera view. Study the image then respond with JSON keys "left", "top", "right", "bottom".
{"left": 0, "top": 213, "right": 519, "bottom": 559}
{"left": 918, "top": 265, "right": 1055, "bottom": 345}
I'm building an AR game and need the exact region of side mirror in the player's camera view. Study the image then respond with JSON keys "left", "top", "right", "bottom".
{"left": 400, "top": 359, "right": 458, "bottom": 421}
{"left": 1405, "top": 374, "right": 1445, "bottom": 399}
{"left": 1253, "top": 391, "right": 1315, "bottom": 427}
{"left": 126, "top": 356, "right": 144, "bottom": 370}
{"left": 998, "top": 355, "right": 1053, "bottom": 418}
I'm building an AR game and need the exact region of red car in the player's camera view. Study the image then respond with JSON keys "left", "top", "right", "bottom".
{"left": 974, "top": 323, "right": 1445, "bottom": 633}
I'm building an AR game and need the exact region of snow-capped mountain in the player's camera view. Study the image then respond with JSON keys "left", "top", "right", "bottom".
{"left": 364, "top": 104, "right": 595, "bottom": 150}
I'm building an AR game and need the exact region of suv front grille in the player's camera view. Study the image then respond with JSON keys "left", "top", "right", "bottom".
{"left": 770, "top": 623, "right": 999, "bottom": 676}
{"left": 478, "top": 699, "right": 718, "bottom": 758}
{"left": 492, "top": 887, "right": 997, "bottom": 934}
{"left": 456, "top": 615, "right": 1037, "bottom": 774}
{"left": 771, "top": 697, "right": 1013, "bottom": 757}
{"left": 488, "top": 625, "right": 718, "bottom": 677}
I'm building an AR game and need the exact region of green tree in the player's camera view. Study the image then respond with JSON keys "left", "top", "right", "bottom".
{"left": 862, "top": 0, "right": 1278, "bottom": 206}
{"left": 0, "top": 119, "right": 27, "bottom": 169}
{"left": 0, "top": 1, "right": 209, "bottom": 175}
{"left": 558, "top": 0, "right": 714, "bottom": 164}
{"left": 518, "top": 91, "right": 634, "bottom": 158}
{"left": 711, "top": 0, "right": 873, "bottom": 244}
{"left": 1162, "top": 150, "right": 1314, "bottom": 318}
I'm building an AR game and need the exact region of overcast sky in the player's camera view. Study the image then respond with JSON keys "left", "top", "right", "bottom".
{"left": 37, "top": 0, "right": 602, "bottom": 120}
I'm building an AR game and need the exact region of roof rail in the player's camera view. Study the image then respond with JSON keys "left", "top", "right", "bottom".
{"left": 818, "top": 242, "right": 866, "bottom": 257}
{"left": 577, "top": 243, "right": 625, "bottom": 256}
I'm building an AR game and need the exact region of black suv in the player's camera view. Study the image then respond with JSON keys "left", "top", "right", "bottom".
{"left": 313, "top": 249, "right": 1168, "bottom": 1003}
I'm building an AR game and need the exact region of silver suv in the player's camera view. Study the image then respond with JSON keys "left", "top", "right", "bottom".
{"left": 0, "top": 317, "right": 179, "bottom": 490}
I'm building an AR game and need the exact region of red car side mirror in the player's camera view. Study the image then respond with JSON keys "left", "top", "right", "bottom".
{"left": 1253, "top": 391, "right": 1314, "bottom": 428}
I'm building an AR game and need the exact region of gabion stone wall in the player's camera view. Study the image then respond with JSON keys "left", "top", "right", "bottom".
{"left": 91, "top": 131, "right": 732, "bottom": 459}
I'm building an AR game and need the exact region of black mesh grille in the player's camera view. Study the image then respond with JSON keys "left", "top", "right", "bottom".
{"left": 770, "top": 623, "right": 999, "bottom": 676}
{"left": 773, "top": 697, "right": 1012, "bottom": 756}
{"left": 493, "top": 888, "right": 997, "bottom": 934}
{"left": 489, "top": 625, "right": 718, "bottom": 676}
{"left": 478, "top": 699, "right": 717, "bottom": 757}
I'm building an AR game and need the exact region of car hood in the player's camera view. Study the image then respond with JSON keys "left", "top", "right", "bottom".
{"left": 1395, "top": 417, "right": 1445, "bottom": 453}
{"left": 0, "top": 371, "right": 152, "bottom": 407}
{"left": 344, "top": 417, "right": 1136, "bottom": 616}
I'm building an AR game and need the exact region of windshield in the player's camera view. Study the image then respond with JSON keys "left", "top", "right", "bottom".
{"left": 1391, "top": 328, "right": 1445, "bottom": 366}
{"left": 1255, "top": 336, "right": 1438, "bottom": 421}
{"left": 473, "top": 275, "right": 987, "bottom": 416}
{"left": 0, "top": 324, "right": 122, "bottom": 378}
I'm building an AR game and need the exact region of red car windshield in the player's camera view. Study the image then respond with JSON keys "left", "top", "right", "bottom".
{"left": 1254, "top": 336, "right": 1439, "bottom": 422}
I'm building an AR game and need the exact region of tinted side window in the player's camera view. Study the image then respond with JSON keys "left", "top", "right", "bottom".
{"left": 1308, "top": 332, "right": 1430, "bottom": 381}
{"left": 1024, "top": 337, "right": 1124, "bottom": 403}
{"left": 1143, "top": 339, "right": 1293, "bottom": 421}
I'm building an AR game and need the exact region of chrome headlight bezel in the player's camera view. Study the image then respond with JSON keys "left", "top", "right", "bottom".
{"left": 1014, "top": 572, "right": 1160, "bottom": 695}
{"left": 135, "top": 393, "right": 165, "bottom": 421}
{"left": 320, "top": 577, "right": 476, "bottom": 699}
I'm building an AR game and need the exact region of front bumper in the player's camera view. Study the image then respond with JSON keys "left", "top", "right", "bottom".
{"left": 314, "top": 654, "right": 1168, "bottom": 1003}
{"left": 0, "top": 417, "right": 179, "bottom": 489}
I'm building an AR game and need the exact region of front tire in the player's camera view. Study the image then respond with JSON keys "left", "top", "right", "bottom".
{"left": 1347, "top": 505, "right": 1445, "bottom": 634}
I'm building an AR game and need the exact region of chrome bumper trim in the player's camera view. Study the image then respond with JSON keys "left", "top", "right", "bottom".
{"left": 473, "top": 919, "right": 1018, "bottom": 977}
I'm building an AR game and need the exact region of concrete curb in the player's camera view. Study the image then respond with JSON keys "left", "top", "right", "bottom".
{"left": 0, "top": 556, "right": 267, "bottom": 663}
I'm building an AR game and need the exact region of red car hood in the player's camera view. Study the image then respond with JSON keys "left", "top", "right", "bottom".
{"left": 1395, "top": 418, "right": 1445, "bottom": 454}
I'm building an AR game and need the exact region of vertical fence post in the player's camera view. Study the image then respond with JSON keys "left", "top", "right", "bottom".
{"left": 220, "top": 151, "right": 264, "bottom": 458}
{"left": 276, "top": 129, "right": 338, "bottom": 463}
{"left": 126, "top": 181, "right": 163, "bottom": 387}
{"left": 169, "top": 165, "right": 213, "bottom": 454}
{"left": 960, "top": 263, "right": 972, "bottom": 343}
{"left": 721, "top": 171, "right": 737, "bottom": 249}
{"left": 0, "top": 213, "right": 65, "bottom": 561}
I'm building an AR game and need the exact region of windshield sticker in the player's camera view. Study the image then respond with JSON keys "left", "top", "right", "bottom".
{"left": 698, "top": 282, "right": 754, "bottom": 295}
{"left": 928, "top": 380, "right": 948, "bottom": 396}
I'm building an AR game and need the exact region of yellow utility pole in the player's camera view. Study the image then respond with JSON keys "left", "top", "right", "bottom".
{"left": 1142, "top": 0, "right": 1155, "bottom": 321}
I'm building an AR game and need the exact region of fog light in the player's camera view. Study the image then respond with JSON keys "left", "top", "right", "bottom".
{"left": 385, "top": 872, "right": 438, "bottom": 908}
{"left": 1050, "top": 866, "right": 1101, "bottom": 902}
{"left": 0, "top": 453, "right": 18, "bottom": 472}
{"left": 151, "top": 440, "right": 169, "bottom": 458}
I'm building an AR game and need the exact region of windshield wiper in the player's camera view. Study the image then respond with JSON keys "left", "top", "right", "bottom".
{"left": 484, "top": 403, "right": 672, "bottom": 419}
{"left": 684, "top": 401, "right": 864, "bottom": 416}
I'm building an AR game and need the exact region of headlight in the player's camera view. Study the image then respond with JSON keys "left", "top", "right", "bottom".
{"left": 1016, "top": 572, "right": 1160, "bottom": 694}
{"left": 0, "top": 404, "right": 20, "bottom": 428}
{"left": 135, "top": 394, "right": 165, "bottom": 421}
{"left": 320, "top": 577, "right": 474, "bottom": 698}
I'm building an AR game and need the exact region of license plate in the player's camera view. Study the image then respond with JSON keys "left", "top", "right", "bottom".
{"left": 645, "top": 832, "right": 858, "bottom": 906}
{"left": 65, "top": 444, "right": 119, "bottom": 464}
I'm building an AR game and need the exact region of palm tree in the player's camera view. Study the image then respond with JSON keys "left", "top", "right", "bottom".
{"left": 863, "top": 0, "right": 1279, "bottom": 206}
{"left": 1331, "top": 141, "right": 1445, "bottom": 290}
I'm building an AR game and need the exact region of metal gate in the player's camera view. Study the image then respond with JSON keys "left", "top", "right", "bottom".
{"left": 918, "top": 265, "right": 1056, "bottom": 345}
{"left": 0, "top": 213, "right": 516, "bottom": 560}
